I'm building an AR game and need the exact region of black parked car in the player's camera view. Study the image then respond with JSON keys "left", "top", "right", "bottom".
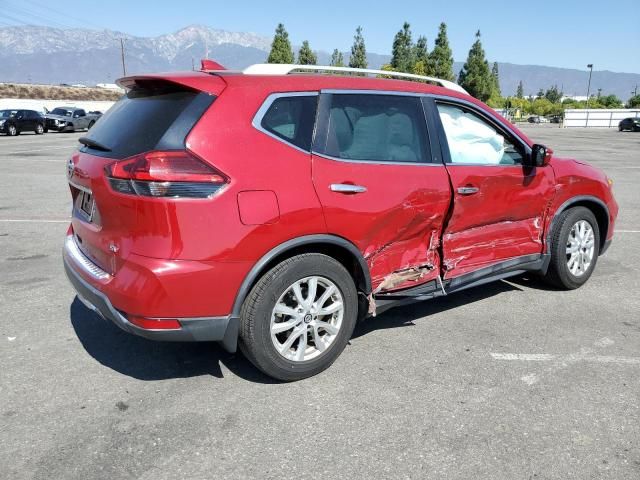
{"left": 0, "top": 109, "right": 46, "bottom": 136}
{"left": 618, "top": 117, "right": 640, "bottom": 132}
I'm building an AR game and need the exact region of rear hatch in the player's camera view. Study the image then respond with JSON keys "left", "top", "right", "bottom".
{"left": 68, "top": 75, "right": 225, "bottom": 274}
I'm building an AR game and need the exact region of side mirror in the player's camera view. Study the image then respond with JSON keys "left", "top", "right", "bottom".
{"left": 530, "top": 144, "right": 553, "bottom": 167}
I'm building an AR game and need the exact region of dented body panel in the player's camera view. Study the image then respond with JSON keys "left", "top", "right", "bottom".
{"left": 441, "top": 164, "right": 556, "bottom": 278}
{"left": 311, "top": 156, "right": 451, "bottom": 292}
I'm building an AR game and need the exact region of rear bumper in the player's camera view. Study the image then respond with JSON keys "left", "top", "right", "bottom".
{"left": 63, "top": 235, "right": 239, "bottom": 350}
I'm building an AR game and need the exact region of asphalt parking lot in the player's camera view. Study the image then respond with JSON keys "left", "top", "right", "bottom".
{"left": 1, "top": 126, "right": 639, "bottom": 479}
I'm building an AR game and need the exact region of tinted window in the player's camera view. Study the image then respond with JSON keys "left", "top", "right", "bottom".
{"left": 82, "top": 83, "right": 213, "bottom": 159}
{"left": 51, "top": 108, "right": 72, "bottom": 117}
{"left": 322, "top": 94, "right": 429, "bottom": 163}
{"left": 75, "top": 110, "right": 86, "bottom": 117}
{"left": 260, "top": 95, "right": 317, "bottom": 151}
{"left": 436, "top": 103, "right": 524, "bottom": 165}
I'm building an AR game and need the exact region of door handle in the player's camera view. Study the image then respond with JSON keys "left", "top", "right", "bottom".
{"left": 330, "top": 184, "right": 367, "bottom": 194}
{"left": 457, "top": 186, "right": 479, "bottom": 195}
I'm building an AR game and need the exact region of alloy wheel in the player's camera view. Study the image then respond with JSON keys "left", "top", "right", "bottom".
{"left": 270, "top": 276, "right": 344, "bottom": 362}
{"left": 566, "top": 220, "right": 595, "bottom": 277}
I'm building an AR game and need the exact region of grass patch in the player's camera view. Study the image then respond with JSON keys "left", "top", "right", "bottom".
{"left": 0, "top": 83, "right": 122, "bottom": 101}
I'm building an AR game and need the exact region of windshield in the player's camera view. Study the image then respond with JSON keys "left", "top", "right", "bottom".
{"left": 0, "top": 110, "right": 17, "bottom": 118}
{"left": 51, "top": 108, "right": 72, "bottom": 117}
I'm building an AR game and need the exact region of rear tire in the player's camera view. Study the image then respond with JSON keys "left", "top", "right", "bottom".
{"left": 239, "top": 253, "right": 358, "bottom": 381}
{"left": 542, "top": 206, "right": 600, "bottom": 289}
{"left": 87, "top": 120, "right": 95, "bottom": 130}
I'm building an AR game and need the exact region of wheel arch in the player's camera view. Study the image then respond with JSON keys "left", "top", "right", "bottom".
{"left": 230, "top": 234, "right": 371, "bottom": 319}
{"left": 547, "top": 195, "right": 609, "bottom": 254}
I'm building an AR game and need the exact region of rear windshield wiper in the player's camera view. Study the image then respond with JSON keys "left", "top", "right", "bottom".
{"left": 78, "top": 137, "right": 111, "bottom": 152}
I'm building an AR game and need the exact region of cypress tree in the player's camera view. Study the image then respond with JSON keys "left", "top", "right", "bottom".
{"left": 330, "top": 49, "right": 345, "bottom": 67}
{"left": 391, "top": 22, "right": 414, "bottom": 73}
{"left": 348, "top": 26, "right": 368, "bottom": 69}
{"left": 516, "top": 80, "right": 524, "bottom": 98}
{"left": 412, "top": 35, "right": 434, "bottom": 76}
{"left": 297, "top": 40, "right": 317, "bottom": 65}
{"left": 458, "top": 31, "right": 494, "bottom": 102}
{"left": 267, "top": 23, "right": 294, "bottom": 64}
{"left": 430, "top": 22, "right": 455, "bottom": 81}
{"left": 491, "top": 61, "right": 501, "bottom": 97}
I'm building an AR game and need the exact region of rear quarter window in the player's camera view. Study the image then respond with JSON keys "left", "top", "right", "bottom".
{"left": 81, "top": 82, "right": 214, "bottom": 159}
{"left": 257, "top": 94, "right": 318, "bottom": 152}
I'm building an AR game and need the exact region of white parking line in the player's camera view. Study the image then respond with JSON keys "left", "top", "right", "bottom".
{"left": 491, "top": 352, "right": 640, "bottom": 366}
{"left": 0, "top": 219, "right": 69, "bottom": 223}
{"left": 616, "top": 230, "right": 640, "bottom": 233}
{"left": 4, "top": 145, "right": 77, "bottom": 154}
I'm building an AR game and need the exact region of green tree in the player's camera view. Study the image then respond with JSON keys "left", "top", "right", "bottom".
{"left": 626, "top": 94, "right": 640, "bottom": 108}
{"left": 297, "top": 40, "right": 317, "bottom": 65}
{"left": 349, "top": 26, "right": 368, "bottom": 69}
{"left": 412, "top": 35, "right": 434, "bottom": 76}
{"left": 516, "top": 80, "right": 524, "bottom": 99}
{"left": 458, "top": 31, "right": 494, "bottom": 102}
{"left": 491, "top": 61, "right": 501, "bottom": 97}
{"left": 430, "top": 22, "right": 455, "bottom": 81}
{"left": 391, "top": 22, "right": 414, "bottom": 73}
{"left": 531, "top": 98, "right": 553, "bottom": 116}
{"left": 544, "top": 85, "right": 562, "bottom": 103}
{"left": 599, "top": 94, "right": 622, "bottom": 108}
{"left": 330, "top": 48, "right": 344, "bottom": 67}
{"left": 377, "top": 63, "right": 395, "bottom": 79}
{"left": 536, "top": 88, "right": 545, "bottom": 99}
{"left": 267, "top": 23, "right": 294, "bottom": 64}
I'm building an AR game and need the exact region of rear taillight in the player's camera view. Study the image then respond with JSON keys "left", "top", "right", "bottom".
{"left": 105, "top": 150, "right": 227, "bottom": 198}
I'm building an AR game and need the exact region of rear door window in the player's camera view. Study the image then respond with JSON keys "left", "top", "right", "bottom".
{"left": 318, "top": 94, "right": 430, "bottom": 163}
{"left": 81, "top": 82, "right": 213, "bottom": 159}
{"left": 258, "top": 94, "right": 318, "bottom": 151}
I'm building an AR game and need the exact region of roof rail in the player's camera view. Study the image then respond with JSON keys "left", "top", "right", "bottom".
{"left": 242, "top": 64, "right": 467, "bottom": 94}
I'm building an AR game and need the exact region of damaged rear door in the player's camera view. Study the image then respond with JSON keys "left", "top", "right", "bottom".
{"left": 430, "top": 98, "right": 556, "bottom": 279}
{"left": 311, "top": 91, "right": 451, "bottom": 292}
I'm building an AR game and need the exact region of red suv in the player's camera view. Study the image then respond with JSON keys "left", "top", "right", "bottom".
{"left": 63, "top": 63, "right": 618, "bottom": 381}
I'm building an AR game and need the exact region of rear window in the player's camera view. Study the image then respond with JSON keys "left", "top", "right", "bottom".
{"left": 81, "top": 82, "right": 213, "bottom": 159}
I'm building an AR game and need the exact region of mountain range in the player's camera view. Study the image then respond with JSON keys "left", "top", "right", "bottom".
{"left": 1, "top": 25, "right": 638, "bottom": 100}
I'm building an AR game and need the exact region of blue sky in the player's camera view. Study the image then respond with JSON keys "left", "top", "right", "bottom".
{"left": 2, "top": 0, "right": 639, "bottom": 73}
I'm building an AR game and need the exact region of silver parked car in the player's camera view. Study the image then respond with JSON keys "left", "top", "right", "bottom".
{"left": 44, "top": 107, "right": 101, "bottom": 132}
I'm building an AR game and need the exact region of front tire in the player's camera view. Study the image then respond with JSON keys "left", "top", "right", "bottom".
{"left": 239, "top": 253, "right": 358, "bottom": 381}
{"left": 35, "top": 123, "right": 44, "bottom": 135}
{"left": 543, "top": 206, "right": 600, "bottom": 289}
{"left": 7, "top": 124, "right": 18, "bottom": 136}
